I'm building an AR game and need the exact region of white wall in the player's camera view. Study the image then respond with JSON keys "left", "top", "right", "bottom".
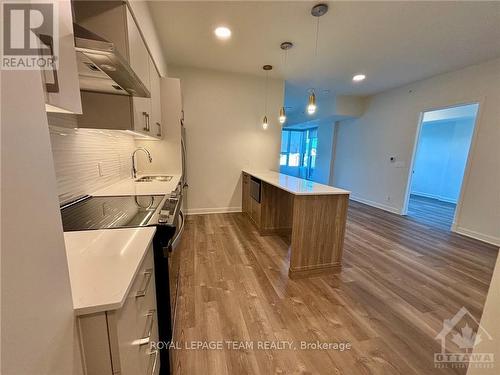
{"left": 1, "top": 71, "right": 82, "bottom": 374}
{"left": 333, "top": 58, "right": 500, "bottom": 245}
{"left": 411, "top": 118, "right": 475, "bottom": 203}
{"left": 168, "top": 66, "right": 284, "bottom": 214}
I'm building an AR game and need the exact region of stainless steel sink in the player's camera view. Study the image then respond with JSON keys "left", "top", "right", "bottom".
{"left": 135, "top": 175, "right": 173, "bottom": 182}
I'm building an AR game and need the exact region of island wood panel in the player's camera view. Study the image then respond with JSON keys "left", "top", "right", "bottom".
{"left": 259, "top": 182, "right": 294, "bottom": 235}
{"left": 242, "top": 173, "right": 250, "bottom": 214}
{"left": 250, "top": 197, "right": 261, "bottom": 227}
{"left": 289, "top": 194, "right": 349, "bottom": 278}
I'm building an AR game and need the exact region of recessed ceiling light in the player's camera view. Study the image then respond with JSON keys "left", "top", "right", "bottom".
{"left": 214, "top": 26, "right": 231, "bottom": 40}
{"left": 352, "top": 74, "right": 366, "bottom": 82}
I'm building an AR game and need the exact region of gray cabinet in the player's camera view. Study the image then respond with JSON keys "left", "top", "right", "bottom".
{"left": 72, "top": 1, "right": 162, "bottom": 139}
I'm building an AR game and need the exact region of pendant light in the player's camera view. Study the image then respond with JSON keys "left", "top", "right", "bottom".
{"left": 279, "top": 41, "right": 293, "bottom": 124}
{"left": 307, "top": 3, "right": 328, "bottom": 116}
{"left": 262, "top": 64, "right": 272, "bottom": 130}
{"left": 279, "top": 107, "right": 286, "bottom": 124}
{"left": 307, "top": 90, "right": 316, "bottom": 114}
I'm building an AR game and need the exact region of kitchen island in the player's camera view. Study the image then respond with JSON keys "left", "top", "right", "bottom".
{"left": 242, "top": 170, "right": 350, "bottom": 278}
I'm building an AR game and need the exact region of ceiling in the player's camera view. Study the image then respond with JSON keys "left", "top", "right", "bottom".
{"left": 149, "top": 1, "right": 500, "bottom": 121}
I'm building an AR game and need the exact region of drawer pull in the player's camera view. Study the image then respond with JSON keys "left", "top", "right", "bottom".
{"left": 147, "top": 349, "right": 159, "bottom": 375}
{"left": 139, "top": 310, "right": 156, "bottom": 346}
{"left": 136, "top": 269, "right": 153, "bottom": 298}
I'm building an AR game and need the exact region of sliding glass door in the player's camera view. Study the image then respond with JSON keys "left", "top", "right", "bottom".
{"left": 280, "top": 128, "right": 318, "bottom": 180}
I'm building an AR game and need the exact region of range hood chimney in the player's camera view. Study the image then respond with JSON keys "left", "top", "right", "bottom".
{"left": 73, "top": 23, "right": 150, "bottom": 98}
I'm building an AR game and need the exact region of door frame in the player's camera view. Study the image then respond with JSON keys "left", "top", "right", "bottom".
{"left": 401, "top": 100, "right": 484, "bottom": 231}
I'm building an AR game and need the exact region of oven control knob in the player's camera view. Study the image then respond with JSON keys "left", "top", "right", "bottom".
{"left": 158, "top": 210, "right": 170, "bottom": 224}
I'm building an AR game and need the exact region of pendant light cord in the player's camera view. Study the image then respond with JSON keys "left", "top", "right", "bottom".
{"left": 314, "top": 16, "right": 320, "bottom": 58}
{"left": 265, "top": 70, "right": 268, "bottom": 114}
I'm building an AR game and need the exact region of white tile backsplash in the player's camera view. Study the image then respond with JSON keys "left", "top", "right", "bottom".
{"left": 49, "top": 125, "right": 136, "bottom": 204}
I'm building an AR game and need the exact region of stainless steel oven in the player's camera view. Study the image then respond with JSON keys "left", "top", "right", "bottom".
{"left": 60, "top": 185, "right": 184, "bottom": 375}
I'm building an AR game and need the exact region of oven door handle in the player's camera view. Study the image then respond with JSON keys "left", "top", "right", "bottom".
{"left": 170, "top": 211, "right": 185, "bottom": 250}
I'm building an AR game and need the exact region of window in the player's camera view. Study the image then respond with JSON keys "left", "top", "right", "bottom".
{"left": 279, "top": 128, "right": 318, "bottom": 179}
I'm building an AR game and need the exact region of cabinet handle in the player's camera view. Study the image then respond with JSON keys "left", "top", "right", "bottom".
{"left": 38, "top": 34, "right": 59, "bottom": 93}
{"left": 147, "top": 113, "right": 151, "bottom": 131}
{"left": 139, "top": 309, "right": 156, "bottom": 346}
{"left": 156, "top": 122, "right": 161, "bottom": 137}
{"left": 142, "top": 112, "right": 148, "bottom": 131}
{"left": 147, "top": 349, "right": 159, "bottom": 375}
{"left": 136, "top": 269, "right": 153, "bottom": 298}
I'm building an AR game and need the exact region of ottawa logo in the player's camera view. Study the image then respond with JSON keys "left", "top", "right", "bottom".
{"left": 434, "top": 307, "right": 494, "bottom": 369}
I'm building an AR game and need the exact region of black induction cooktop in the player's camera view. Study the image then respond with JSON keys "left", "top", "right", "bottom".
{"left": 61, "top": 195, "right": 164, "bottom": 231}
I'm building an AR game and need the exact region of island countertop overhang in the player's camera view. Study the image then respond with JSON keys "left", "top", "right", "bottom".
{"left": 242, "top": 169, "right": 350, "bottom": 196}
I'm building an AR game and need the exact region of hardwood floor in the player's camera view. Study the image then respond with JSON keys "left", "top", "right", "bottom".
{"left": 172, "top": 200, "right": 498, "bottom": 375}
{"left": 407, "top": 194, "right": 456, "bottom": 230}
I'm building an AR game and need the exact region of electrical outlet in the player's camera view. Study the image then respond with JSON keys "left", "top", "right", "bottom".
{"left": 98, "top": 162, "right": 104, "bottom": 177}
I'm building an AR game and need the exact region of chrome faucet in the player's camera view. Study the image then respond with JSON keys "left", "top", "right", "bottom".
{"left": 131, "top": 147, "right": 152, "bottom": 178}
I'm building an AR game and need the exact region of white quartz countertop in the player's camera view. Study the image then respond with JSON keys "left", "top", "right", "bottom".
{"left": 93, "top": 173, "right": 181, "bottom": 196}
{"left": 64, "top": 227, "right": 156, "bottom": 315}
{"left": 243, "top": 170, "right": 350, "bottom": 195}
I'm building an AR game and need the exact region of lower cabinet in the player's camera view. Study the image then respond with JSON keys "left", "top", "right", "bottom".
{"left": 78, "top": 245, "right": 160, "bottom": 375}
{"left": 242, "top": 173, "right": 250, "bottom": 214}
{"left": 242, "top": 172, "right": 261, "bottom": 227}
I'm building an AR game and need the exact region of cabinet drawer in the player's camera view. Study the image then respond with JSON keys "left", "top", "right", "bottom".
{"left": 135, "top": 249, "right": 156, "bottom": 314}
{"left": 108, "top": 245, "right": 160, "bottom": 375}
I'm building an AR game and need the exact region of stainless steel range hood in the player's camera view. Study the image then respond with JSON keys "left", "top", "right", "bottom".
{"left": 73, "top": 23, "right": 150, "bottom": 97}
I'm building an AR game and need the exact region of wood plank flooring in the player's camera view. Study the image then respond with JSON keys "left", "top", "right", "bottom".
{"left": 407, "top": 194, "right": 456, "bottom": 230}
{"left": 172, "top": 200, "right": 498, "bottom": 375}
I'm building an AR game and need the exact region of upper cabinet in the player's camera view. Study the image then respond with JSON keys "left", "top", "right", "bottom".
{"left": 44, "top": 0, "right": 82, "bottom": 114}
{"left": 149, "top": 57, "right": 162, "bottom": 138}
{"left": 70, "top": 1, "right": 162, "bottom": 139}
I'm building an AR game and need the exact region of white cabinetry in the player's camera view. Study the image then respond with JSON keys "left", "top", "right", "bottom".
{"left": 44, "top": 0, "right": 82, "bottom": 114}
{"left": 149, "top": 57, "right": 162, "bottom": 138}
{"left": 126, "top": 8, "right": 152, "bottom": 136}
{"left": 78, "top": 246, "right": 160, "bottom": 375}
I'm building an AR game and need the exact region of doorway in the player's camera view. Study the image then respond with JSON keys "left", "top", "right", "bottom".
{"left": 404, "top": 103, "right": 479, "bottom": 230}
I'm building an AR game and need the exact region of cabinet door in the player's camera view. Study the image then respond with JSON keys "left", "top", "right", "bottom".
{"left": 44, "top": 0, "right": 82, "bottom": 114}
{"left": 126, "top": 9, "right": 150, "bottom": 91}
{"left": 126, "top": 8, "right": 152, "bottom": 135}
{"left": 149, "top": 57, "right": 162, "bottom": 138}
{"left": 132, "top": 96, "right": 152, "bottom": 135}
{"left": 251, "top": 198, "right": 261, "bottom": 226}
{"left": 242, "top": 173, "right": 250, "bottom": 213}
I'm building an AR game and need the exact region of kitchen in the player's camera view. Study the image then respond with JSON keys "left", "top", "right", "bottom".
{"left": 2, "top": 1, "right": 500, "bottom": 375}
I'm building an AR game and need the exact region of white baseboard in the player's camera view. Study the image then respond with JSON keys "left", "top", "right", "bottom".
{"left": 453, "top": 226, "right": 500, "bottom": 247}
{"left": 411, "top": 191, "right": 457, "bottom": 204}
{"left": 186, "top": 206, "right": 242, "bottom": 215}
{"left": 349, "top": 195, "right": 402, "bottom": 215}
